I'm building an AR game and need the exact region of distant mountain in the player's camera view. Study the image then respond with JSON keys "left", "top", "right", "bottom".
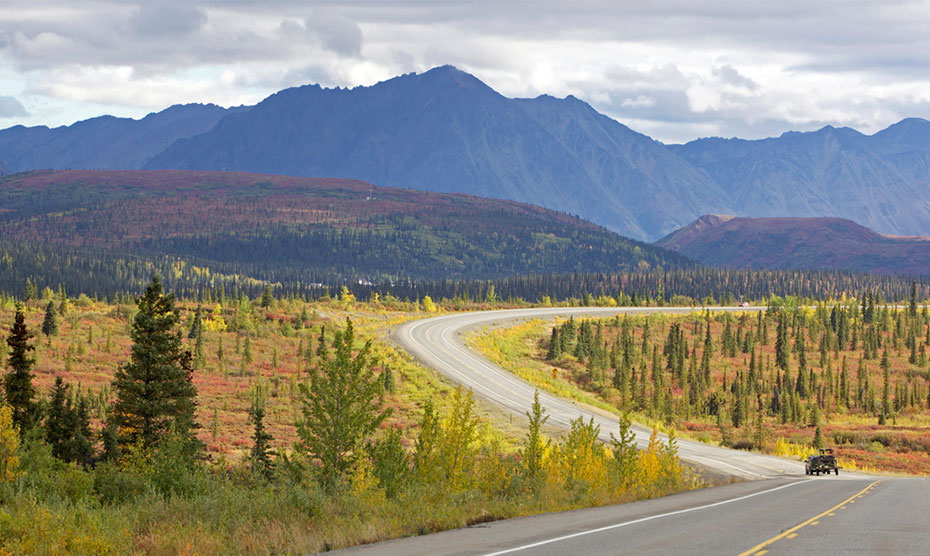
{"left": 143, "top": 66, "right": 727, "bottom": 240}
{"left": 0, "top": 104, "right": 242, "bottom": 172}
{"left": 671, "top": 119, "right": 930, "bottom": 237}
{"left": 656, "top": 215, "right": 930, "bottom": 276}
{"left": 0, "top": 170, "right": 692, "bottom": 295}
{"left": 5, "top": 66, "right": 930, "bottom": 241}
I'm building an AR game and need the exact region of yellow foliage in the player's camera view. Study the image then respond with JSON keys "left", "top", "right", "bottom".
{"left": 421, "top": 295, "right": 438, "bottom": 313}
{"left": 773, "top": 437, "right": 817, "bottom": 460}
{"left": 350, "top": 455, "right": 384, "bottom": 505}
{"left": 203, "top": 315, "right": 227, "bottom": 332}
{"left": 340, "top": 286, "right": 356, "bottom": 305}
{"left": 0, "top": 404, "right": 21, "bottom": 482}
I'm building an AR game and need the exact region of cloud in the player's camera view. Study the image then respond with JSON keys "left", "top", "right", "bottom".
{"left": 129, "top": 3, "right": 206, "bottom": 37}
{"left": 0, "top": 95, "right": 28, "bottom": 118}
{"left": 621, "top": 95, "right": 657, "bottom": 108}
{"left": 305, "top": 14, "right": 362, "bottom": 57}
{"left": 3, "top": 1, "right": 930, "bottom": 142}
{"left": 712, "top": 65, "right": 758, "bottom": 90}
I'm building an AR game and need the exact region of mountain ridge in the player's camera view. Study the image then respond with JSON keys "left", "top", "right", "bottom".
{"left": 4, "top": 66, "right": 930, "bottom": 240}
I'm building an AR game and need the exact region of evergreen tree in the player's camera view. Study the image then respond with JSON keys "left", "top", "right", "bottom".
{"left": 45, "top": 377, "right": 70, "bottom": 458}
{"left": 546, "top": 327, "right": 561, "bottom": 361}
{"left": 297, "top": 317, "right": 390, "bottom": 488}
{"left": 880, "top": 349, "right": 891, "bottom": 424}
{"left": 109, "top": 277, "right": 201, "bottom": 454}
{"left": 41, "top": 301, "right": 58, "bottom": 337}
{"left": 775, "top": 314, "right": 790, "bottom": 370}
{"left": 260, "top": 284, "right": 274, "bottom": 308}
{"left": 248, "top": 388, "right": 274, "bottom": 480}
{"left": 188, "top": 306, "right": 203, "bottom": 340}
{"left": 910, "top": 282, "right": 918, "bottom": 318}
{"left": 45, "top": 377, "right": 93, "bottom": 465}
{"left": 4, "top": 306, "right": 39, "bottom": 430}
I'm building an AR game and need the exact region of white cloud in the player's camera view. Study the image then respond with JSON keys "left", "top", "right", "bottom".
{"left": 2, "top": 1, "right": 930, "bottom": 142}
{"left": 621, "top": 95, "right": 657, "bottom": 108}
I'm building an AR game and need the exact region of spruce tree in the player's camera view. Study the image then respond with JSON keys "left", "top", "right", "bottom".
{"left": 109, "top": 277, "right": 201, "bottom": 454}
{"left": 4, "top": 306, "right": 39, "bottom": 430}
{"left": 260, "top": 284, "right": 274, "bottom": 308}
{"left": 41, "top": 301, "right": 58, "bottom": 337}
{"left": 248, "top": 390, "right": 274, "bottom": 480}
{"left": 45, "top": 377, "right": 70, "bottom": 459}
{"left": 775, "top": 314, "right": 790, "bottom": 371}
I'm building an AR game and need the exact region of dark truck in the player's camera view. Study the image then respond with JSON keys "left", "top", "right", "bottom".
{"left": 805, "top": 448, "right": 840, "bottom": 475}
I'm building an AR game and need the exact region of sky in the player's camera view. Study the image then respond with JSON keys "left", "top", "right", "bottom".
{"left": 2, "top": 1, "right": 930, "bottom": 144}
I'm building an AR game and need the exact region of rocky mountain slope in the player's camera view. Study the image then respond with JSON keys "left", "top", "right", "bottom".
{"left": 4, "top": 67, "right": 930, "bottom": 241}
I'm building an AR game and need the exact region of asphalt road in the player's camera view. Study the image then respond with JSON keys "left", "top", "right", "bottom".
{"left": 335, "top": 307, "right": 927, "bottom": 555}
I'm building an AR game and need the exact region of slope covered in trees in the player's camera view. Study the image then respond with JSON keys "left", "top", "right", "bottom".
{"left": 0, "top": 169, "right": 691, "bottom": 295}
{"left": 657, "top": 215, "right": 930, "bottom": 275}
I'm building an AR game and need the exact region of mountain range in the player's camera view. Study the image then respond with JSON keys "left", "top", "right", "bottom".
{"left": 3, "top": 66, "right": 930, "bottom": 241}
{"left": 657, "top": 215, "right": 930, "bottom": 276}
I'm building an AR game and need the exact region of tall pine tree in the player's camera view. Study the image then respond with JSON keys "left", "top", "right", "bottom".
{"left": 4, "top": 306, "right": 39, "bottom": 431}
{"left": 109, "top": 277, "right": 201, "bottom": 454}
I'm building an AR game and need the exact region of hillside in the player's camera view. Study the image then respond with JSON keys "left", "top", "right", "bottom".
{"left": 671, "top": 119, "right": 930, "bottom": 238}
{"left": 0, "top": 169, "right": 692, "bottom": 295}
{"left": 656, "top": 215, "right": 930, "bottom": 275}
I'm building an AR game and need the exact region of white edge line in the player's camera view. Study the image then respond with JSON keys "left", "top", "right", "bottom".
{"left": 481, "top": 479, "right": 814, "bottom": 556}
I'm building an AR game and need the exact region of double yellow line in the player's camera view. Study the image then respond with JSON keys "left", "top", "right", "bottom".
{"left": 738, "top": 480, "right": 881, "bottom": 556}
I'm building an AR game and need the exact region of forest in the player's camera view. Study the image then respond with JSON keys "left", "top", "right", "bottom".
{"left": 471, "top": 287, "right": 930, "bottom": 475}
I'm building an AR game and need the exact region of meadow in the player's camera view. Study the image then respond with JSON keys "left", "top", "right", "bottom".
{"left": 0, "top": 289, "right": 692, "bottom": 555}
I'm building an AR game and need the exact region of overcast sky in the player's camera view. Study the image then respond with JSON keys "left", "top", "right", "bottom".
{"left": 2, "top": 1, "right": 930, "bottom": 143}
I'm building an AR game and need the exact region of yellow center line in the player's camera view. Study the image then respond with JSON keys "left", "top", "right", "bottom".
{"left": 737, "top": 481, "right": 881, "bottom": 556}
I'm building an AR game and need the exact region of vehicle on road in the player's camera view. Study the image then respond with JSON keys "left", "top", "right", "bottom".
{"left": 806, "top": 448, "right": 840, "bottom": 475}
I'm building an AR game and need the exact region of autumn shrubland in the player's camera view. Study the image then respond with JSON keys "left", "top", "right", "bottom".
{"left": 470, "top": 293, "right": 930, "bottom": 475}
{"left": 0, "top": 284, "right": 692, "bottom": 555}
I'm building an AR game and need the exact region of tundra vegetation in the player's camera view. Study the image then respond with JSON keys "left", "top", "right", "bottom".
{"left": 0, "top": 280, "right": 688, "bottom": 555}
{"left": 471, "top": 289, "right": 930, "bottom": 475}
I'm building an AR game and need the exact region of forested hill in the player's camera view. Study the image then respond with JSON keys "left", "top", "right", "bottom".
{"left": 657, "top": 215, "right": 930, "bottom": 276}
{"left": 0, "top": 169, "right": 692, "bottom": 296}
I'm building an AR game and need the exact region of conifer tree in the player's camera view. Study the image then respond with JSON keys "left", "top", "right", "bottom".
{"left": 45, "top": 377, "right": 94, "bottom": 465}
{"left": 41, "top": 301, "right": 58, "bottom": 337}
{"left": 248, "top": 387, "right": 274, "bottom": 480}
{"left": 188, "top": 306, "right": 203, "bottom": 340}
{"left": 775, "top": 314, "right": 790, "bottom": 371}
{"left": 880, "top": 349, "right": 891, "bottom": 424}
{"left": 4, "top": 306, "right": 39, "bottom": 430}
{"left": 109, "top": 277, "right": 201, "bottom": 454}
{"left": 546, "top": 327, "right": 561, "bottom": 361}
{"left": 260, "top": 284, "right": 274, "bottom": 308}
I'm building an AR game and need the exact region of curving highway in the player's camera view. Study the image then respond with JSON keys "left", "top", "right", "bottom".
{"left": 336, "top": 307, "right": 929, "bottom": 555}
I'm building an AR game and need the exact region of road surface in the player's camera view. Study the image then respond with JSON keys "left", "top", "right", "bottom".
{"left": 336, "top": 307, "right": 928, "bottom": 555}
